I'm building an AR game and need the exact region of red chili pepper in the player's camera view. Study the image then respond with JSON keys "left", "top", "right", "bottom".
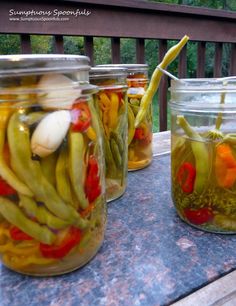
{"left": 177, "top": 162, "right": 196, "bottom": 193}
{"left": 10, "top": 226, "right": 33, "bottom": 241}
{"left": 40, "top": 227, "right": 82, "bottom": 259}
{"left": 184, "top": 208, "right": 213, "bottom": 225}
{"left": 85, "top": 156, "right": 101, "bottom": 203}
{"left": 133, "top": 128, "right": 146, "bottom": 140}
{"left": 71, "top": 102, "right": 91, "bottom": 132}
{"left": 0, "top": 178, "right": 17, "bottom": 196}
{"left": 86, "top": 184, "right": 102, "bottom": 203}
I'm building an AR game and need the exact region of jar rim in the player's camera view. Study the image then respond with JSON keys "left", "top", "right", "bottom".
{"left": 0, "top": 54, "right": 90, "bottom": 76}
{"left": 170, "top": 77, "right": 236, "bottom": 92}
{"left": 97, "top": 64, "right": 148, "bottom": 73}
{"left": 90, "top": 67, "right": 128, "bottom": 79}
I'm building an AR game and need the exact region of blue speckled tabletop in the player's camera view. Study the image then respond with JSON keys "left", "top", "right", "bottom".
{"left": 1, "top": 154, "right": 236, "bottom": 306}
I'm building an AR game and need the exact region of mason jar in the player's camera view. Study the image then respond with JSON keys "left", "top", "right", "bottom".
{"left": 170, "top": 77, "right": 236, "bottom": 233}
{"left": 90, "top": 67, "right": 128, "bottom": 202}
{"left": 98, "top": 64, "right": 153, "bottom": 171}
{"left": 0, "top": 54, "right": 106, "bottom": 275}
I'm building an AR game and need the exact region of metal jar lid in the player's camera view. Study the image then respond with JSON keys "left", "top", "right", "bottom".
{"left": 90, "top": 67, "right": 128, "bottom": 79}
{"left": 97, "top": 64, "right": 148, "bottom": 74}
{"left": 0, "top": 54, "right": 90, "bottom": 77}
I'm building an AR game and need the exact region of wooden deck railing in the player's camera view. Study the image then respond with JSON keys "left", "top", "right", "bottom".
{"left": 1, "top": 0, "right": 236, "bottom": 130}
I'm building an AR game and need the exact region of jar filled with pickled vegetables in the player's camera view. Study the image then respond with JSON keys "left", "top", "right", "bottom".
{"left": 0, "top": 54, "right": 106, "bottom": 275}
{"left": 170, "top": 77, "right": 236, "bottom": 233}
{"left": 98, "top": 64, "right": 153, "bottom": 171}
{"left": 90, "top": 67, "right": 128, "bottom": 202}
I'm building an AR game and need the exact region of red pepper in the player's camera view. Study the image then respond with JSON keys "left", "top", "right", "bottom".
{"left": 40, "top": 227, "right": 82, "bottom": 259}
{"left": 184, "top": 208, "right": 213, "bottom": 225}
{"left": 85, "top": 156, "right": 101, "bottom": 203}
{"left": 71, "top": 102, "right": 91, "bottom": 132}
{"left": 10, "top": 226, "right": 33, "bottom": 241}
{"left": 86, "top": 184, "right": 102, "bottom": 203}
{"left": 177, "top": 162, "right": 196, "bottom": 193}
{"left": 133, "top": 128, "right": 146, "bottom": 140}
{"left": 0, "top": 178, "right": 17, "bottom": 196}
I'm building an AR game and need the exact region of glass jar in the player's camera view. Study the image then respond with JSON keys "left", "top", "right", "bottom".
{"left": 170, "top": 77, "right": 236, "bottom": 233}
{"left": 97, "top": 64, "right": 153, "bottom": 171}
{"left": 0, "top": 54, "right": 106, "bottom": 275}
{"left": 90, "top": 67, "right": 128, "bottom": 202}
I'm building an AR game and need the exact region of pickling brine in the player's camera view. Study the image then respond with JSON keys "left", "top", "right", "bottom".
{"left": 90, "top": 67, "right": 128, "bottom": 202}
{"left": 97, "top": 64, "right": 153, "bottom": 171}
{"left": 171, "top": 77, "right": 236, "bottom": 233}
{"left": 127, "top": 71, "right": 152, "bottom": 170}
{"left": 172, "top": 133, "right": 236, "bottom": 233}
{"left": 0, "top": 55, "right": 106, "bottom": 275}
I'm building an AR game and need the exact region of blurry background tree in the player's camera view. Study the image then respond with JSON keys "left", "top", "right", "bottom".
{"left": 0, "top": 0, "right": 235, "bottom": 130}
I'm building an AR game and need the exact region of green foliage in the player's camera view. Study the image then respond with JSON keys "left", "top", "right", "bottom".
{"left": 64, "top": 36, "right": 84, "bottom": 55}
{"left": 0, "top": 0, "right": 234, "bottom": 132}
{"left": 31, "top": 35, "right": 53, "bottom": 54}
{"left": 0, "top": 35, "right": 20, "bottom": 54}
{"left": 94, "top": 37, "right": 111, "bottom": 64}
{"left": 149, "top": 0, "right": 236, "bottom": 10}
{"left": 121, "top": 38, "right": 135, "bottom": 64}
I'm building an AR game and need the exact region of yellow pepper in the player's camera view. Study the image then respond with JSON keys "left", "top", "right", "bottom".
{"left": 108, "top": 93, "right": 119, "bottom": 130}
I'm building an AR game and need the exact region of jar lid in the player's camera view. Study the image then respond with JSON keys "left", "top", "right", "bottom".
{"left": 0, "top": 54, "right": 90, "bottom": 77}
{"left": 170, "top": 77, "right": 236, "bottom": 113}
{"left": 90, "top": 67, "right": 128, "bottom": 79}
{"left": 97, "top": 64, "right": 148, "bottom": 74}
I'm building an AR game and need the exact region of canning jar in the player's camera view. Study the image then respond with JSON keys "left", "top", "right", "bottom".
{"left": 170, "top": 77, "right": 236, "bottom": 233}
{"left": 90, "top": 67, "right": 128, "bottom": 202}
{"left": 98, "top": 64, "right": 153, "bottom": 171}
{"left": 0, "top": 54, "right": 106, "bottom": 275}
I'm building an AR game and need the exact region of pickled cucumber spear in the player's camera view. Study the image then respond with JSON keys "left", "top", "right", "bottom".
{"left": 135, "top": 35, "right": 189, "bottom": 127}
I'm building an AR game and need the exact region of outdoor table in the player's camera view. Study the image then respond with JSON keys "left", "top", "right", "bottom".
{"left": 1, "top": 131, "right": 236, "bottom": 306}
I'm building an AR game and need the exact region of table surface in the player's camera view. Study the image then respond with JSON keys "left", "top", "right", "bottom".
{"left": 1, "top": 131, "right": 236, "bottom": 306}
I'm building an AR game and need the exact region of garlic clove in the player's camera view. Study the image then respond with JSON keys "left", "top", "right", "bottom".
{"left": 31, "top": 110, "right": 71, "bottom": 158}
{"left": 37, "top": 74, "right": 81, "bottom": 109}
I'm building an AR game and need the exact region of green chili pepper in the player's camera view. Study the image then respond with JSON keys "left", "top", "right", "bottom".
{"left": 177, "top": 115, "right": 209, "bottom": 194}
{"left": 0, "top": 197, "right": 56, "bottom": 245}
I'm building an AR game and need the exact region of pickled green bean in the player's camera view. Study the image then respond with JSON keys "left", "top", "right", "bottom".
{"left": 19, "top": 195, "right": 70, "bottom": 230}
{"left": 68, "top": 131, "right": 89, "bottom": 209}
{"left": 90, "top": 97, "right": 117, "bottom": 178}
{"left": 0, "top": 127, "right": 33, "bottom": 197}
{"left": 135, "top": 35, "right": 189, "bottom": 127}
{"left": 24, "top": 111, "right": 46, "bottom": 126}
{"left": 0, "top": 197, "right": 56, "bottom": 244}
{"left": 56, "top": 146, "right": 75, "bottom": 206}
{"left": 177, "top": 115, "right": 209, "bottom": 194}
{"left": 110, "top": 138, "right": 122, "bottom": 169}
{"left": 7, "top": 111, "right": 81, "bottom": 223}
{"left": 41, "top": 152, "right": 57, "bottom": 186}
